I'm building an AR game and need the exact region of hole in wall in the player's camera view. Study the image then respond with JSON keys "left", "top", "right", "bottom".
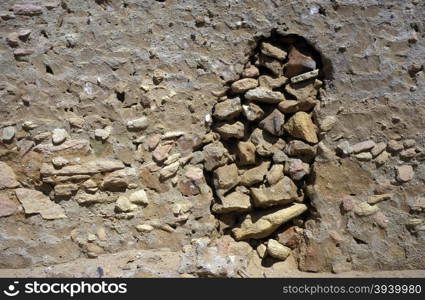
{"left": 199, "top": 31, "right": 330, "bottom": 267}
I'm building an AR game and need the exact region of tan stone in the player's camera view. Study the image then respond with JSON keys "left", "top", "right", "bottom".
{"left": 245, "top": 88, "right": 285, "bottom": 104}
{"left": 284, "top": 112, "right": 318, "bottom": 144}
{"left": 215, "top": 121, "right": 245, "bottom": 139}
{"left": 212, "top": 190, "right": 252, "bottom": 214}
{"left": 240, "top": 161, "right": 270, "bottom": 186}
{"left": 278, "top": 99, "right": 317, "bottom": 114}
{"left": 251, "top": 177, "right": 298, "bottom": 207}
{"left": 213, "top": 164, "right": 239, "bottom": 192}
{"left": 0, "top": 162, "right": 20, "bottom": 190}
{"left": 232, "top": 203, "right": 307, "bottom": 240}
{"left": 15, "top": 188, "right": 66, "bottom": 220}
{"left": 230, "top": 78, "right": 258, "bottom": 93}
{"left": 267, "top": 239, "right": 291, "bottom": 260}
{"left": 260, "top": 42, "right": 287, "bottom": 60}
{"left": 367, "top": 194, "right": 391, "bottom": 204}
{"left": 266, "top": 164, "right": 284, "bottom": 185}
{"left": 353, "top": 201, "right": 379, "bottom": 216}
{"left": 236, "top": 141, "right": 256, "bottom": 166}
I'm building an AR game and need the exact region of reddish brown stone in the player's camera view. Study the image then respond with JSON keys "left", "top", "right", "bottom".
{"left": 285, "top": 46, "right": 316, "bottom": 78}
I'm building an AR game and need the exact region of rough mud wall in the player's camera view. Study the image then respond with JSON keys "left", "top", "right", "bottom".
{"left": 0, "top": 0, "right": 425, "bottom": 275}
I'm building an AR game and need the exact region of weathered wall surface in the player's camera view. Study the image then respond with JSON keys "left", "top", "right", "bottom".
{"left": 0, "top": 0, "right": 424, "bottom": 276}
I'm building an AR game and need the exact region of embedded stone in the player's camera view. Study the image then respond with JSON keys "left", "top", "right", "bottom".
{"left": 0, "top": 162, "right": 20, "bottom": 190}
{"left": 215, "top": 121, "right": 245, "bottom": 139}
{"left": 241, "top": 102, "right": 265, "bottom": 122}
{"left": 232, "top": 203, "right": 308, "bottom": 240}
{"left": 245, "top": 88, "right": 285, "bottom": 104}
{"left": 236, "top": 141, "right": 256, "bottom": 166}
{"left": 284, "top": 112, "right": 318, "bottom": 144}
{"left": 259, "top": 109, "right": 285, "bottom": 136}
{"left": 285, "top": 46, "right": 316, "bottom": 77}
{"left": 260, "top": 42, "right": 287, "bottom": 60}
{"left": 240, "top": 161, "right": 270, "bottom": 186}
{"left": 258, "top": 75, "right": 288, "bottom": 89}
{"left": 278, "top": 99, "right": 317, "bottom": 114}
{"left": 52, "top": 128, "right": 68, "bottom": 145}
{"left": 352, "top": 140, "right": 376, "bottom": 153}
{"left": 212, "top": 190, "right": 252, "bottom": 214}
{"left": 213, "top": 97, "right": 242, "bottom": 120}
{"left": 15, "top": 188, "right": 66, "bottom": 220}
{"left": 290, "top": 69, "right": 319, "bottom": 83}
{"left": 395, "top": 165, "right": 414, "bottom": 183}
{"left": 202, "top": 142, "right": 230, "bottom": 171}
{"left": 213, "top": 164, "right": 239, "bottom": 193}
{"left": 266, "top": 164, "right": 284, "bottom": 185}
{"left": 267, "top": 239, "right": 291, "bottom": 260}
{"left": 251, "top": 177, "right": 298, "bottom": 207}
{"left": 354, "top": 202, "right": 379, "bottom": 216}
{"left": 230, "top": 78, "right": 258, "bottom": 93}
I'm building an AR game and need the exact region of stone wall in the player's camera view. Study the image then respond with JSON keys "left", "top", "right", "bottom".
{"left": 0, "top": 0, "right": 424, "bottom": 275}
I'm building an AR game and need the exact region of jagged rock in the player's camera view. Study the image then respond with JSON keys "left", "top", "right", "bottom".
{"left": 284, "top": 112, "right": 318, "bottom": 144}
{"left": 0, "top": 162, "right": 20, "bottom": 190}
{"left": 400, "top": 148, "right": 416, "bottom": 159}
{"left": 258, "top": 75, "right": 287, "bottom": 89}
{"left": 375, "top": 151, "right": 390, "bottom": 165}
{"left": 159, "top": 162, "right": 180, "bottom": 179}
{"left": 212, "top": 190, "right": 251, "bottom": 213}
{"left": 127, "top": 117, "right": 148, "bottom": 131}
{"left": 285, "top": 81, "right": 318, "bottom": 101}
{"left": 240, "top": 161, "right": 270, "bottom": 186}
{"left": 251, "top": 177, "right": 298, "bottom": 207}
{"left": 256, "top": 244, "right": 267, "bottom": 258}
{"left": 336, "top": 140, "right": 353, "bottom": 156}
{"left": 403, "top": 139, "right": 416, "bottom": 148}
{"left": 213, "top": 97, "right": 242, "bottom": 120}
{"left": 15, "top": 188, "right": 66, "bottom": 219}
{"left": 354, "top": 152, "right": 372, "bottom": 161}
{"left": 213, "top": 164, "right": 239, "bottom": 194}
{"left": 267, "top": 239, "right": 291, "bottom": 260}
{"left": 0, "top": 193, "right": 17, "bottom": 217}
{"left": 241, "top": 102, "right": 264, "bottom": 122}
{"left": 245, "top": 88, "right": 285, "bottom": 104}
{"left": 215, "top": 121, "right": 245, "bottom": 139}
{"left": 285, "top": 140, "right": 317, "bottom": 163}
{"left": 266, "top": 164, "right": 284, "bottom": 185}
{"left": 371, "top": 142, "right": 387, "bottom": 157}
{"left": 277, "top": 226, "right": 303, "bottom": 249}
{"left": 74, "top": 190, "right": 111, "bottom": 205}
{"left": 33, "top": 139, "right": 91, "bottom": 155}
{"left": 284, "top": 158, "right": 310, "bottom": 180}
{"left": 353, "top": 201, "right": 379, "bottom": 216}
{"left": 2, "top": 126, "right": 15, "bottom": 142}
{"left": 41, "top": 159, "right": 125, "bottom": 176}
{"left": 259, "top": 109, "right": 285, "bottom": 136}
{"left": 285, "top": 46, "right": 316, "bottom": 77}
{"left": 81, "top": 179, "right": 98, "bottom": 193}
{"left": 242, "top": 65, "right": 259, "bottom": 78}
{"left": 115, "top": 196, "right": 137, "bottom": 213}
{"left": 250, "top": 128, "right": 286, "bottom": 157}
{"left": 395, "top": 165, "right": 414, "bottom": 183}
{"left": 129, "top": 189, "right": 149, "bottom": 205}
{"left": 278, "top": 99, "right": 317, "bottom": 114}
{"left": 12, "top": 4, "right": 43, "bottom": 15}
{"left": 152, "top": 143, "right": 173, "bottom": 162}
{"left": 256, "top": 54, "right": 283, "bottom": 75}
{"left": 236, "top": 141, "right": 256, "bottom": 166}
{"left": 260, "top": 42, "right": 287, "bottom": 60}
{"left": 230, "top": 78, "right": 258, "bottom": 93}
{"left": 184, "top": 166, "right": 204, "bottom": 183}
{"left": 290, "top": 69, "right": 319, "bottom": 83}
{"left": 387, "top": 140, "right": 403, "bottom": 153}
{"left": 352, "top": 140, "right": 375, "bottom": 153}
{"left": 54, "top": 184, "right": 78, "bottom": 198}
{"left": 52, "top": 128, "right": 68, "bottom": 145}
{"left": 203, "top": 142, "right": 229, "bottom": 171}
{"left": 101, "top": 168, "right": 134, "bottom": 191}
{"left": 95, "top": 126, "right": 112, "bottom": 141}
{"left": 52, "top": 157, "right": 69, "bottom": 168}
{"left": 273, "top": 150, "right": 289, "bottom": 163}
{"left": 164, "top": 153, "right": 181, "bottom": 165}
{"left": 232, "top": 203, "right": 308, "bottom": 240}
{"left": 367, "top": 194, "right": 391, "bottom": 204}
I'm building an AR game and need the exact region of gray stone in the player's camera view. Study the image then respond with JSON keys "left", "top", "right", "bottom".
{"left": 15, "top": 188, "right": 66, "bottom": 219}
{"left": 251, "top": 177, "right": 298, "bottom": 207}
{"left": 259, "top": 109, "right": 285, "bottom": 136}
{"left": 245, "top": 88, "right": 285, "bottom": 104}
{"left": 213, "top": 97, "right": 242, "bottom": 120}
